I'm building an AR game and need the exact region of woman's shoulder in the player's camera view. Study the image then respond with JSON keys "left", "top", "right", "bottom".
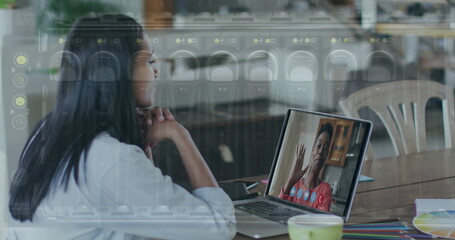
{"left": 85, "top": 132, "right": 147, "bottom": 173}
{"left": 318, "top": 181, "right": 332, "bottom": 192}
{"left": 90, "top": 132, "right": 142, "bottom": 154}
{"left": 88, "top": 132, "right": 122, "bottom": 158}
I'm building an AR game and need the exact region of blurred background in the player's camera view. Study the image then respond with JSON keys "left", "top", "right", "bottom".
{"left": 1, "top": 0, "right": 454, "bottom": 228}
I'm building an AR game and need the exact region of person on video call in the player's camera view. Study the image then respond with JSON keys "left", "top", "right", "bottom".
{"left": 278, "top": 122, "right": 334, "bottom": 212}
{"left": 7, "top": 14, "right": 236, "bottom": 240}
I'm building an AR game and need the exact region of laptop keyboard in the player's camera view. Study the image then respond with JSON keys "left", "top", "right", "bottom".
{"left": 235, "top": 200, "right": 303, "bottom": 225}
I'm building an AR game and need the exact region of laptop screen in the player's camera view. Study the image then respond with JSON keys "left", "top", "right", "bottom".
{"left": 267, "top": 109, "right": 372, "bottom": 218}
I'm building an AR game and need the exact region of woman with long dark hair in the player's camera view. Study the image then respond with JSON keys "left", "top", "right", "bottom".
{"left": 7, "top": 14, "right": 236, "bottom": 240}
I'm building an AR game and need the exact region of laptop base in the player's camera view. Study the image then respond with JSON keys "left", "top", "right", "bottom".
{"left": 235, "top": 209, "right": 288, "bottom": 239}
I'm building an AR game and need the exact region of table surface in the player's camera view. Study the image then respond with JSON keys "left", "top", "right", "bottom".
{"left": 232, "top": 148, "right": 455, "bottom": 239}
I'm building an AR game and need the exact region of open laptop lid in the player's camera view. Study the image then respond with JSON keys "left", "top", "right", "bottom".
{"left": 264, "top": 108, "right": 372, "bottom": 221}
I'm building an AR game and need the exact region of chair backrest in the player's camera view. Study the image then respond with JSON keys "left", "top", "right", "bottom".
{"left": 339, "top": 80, "right": 455, "bottom": 160}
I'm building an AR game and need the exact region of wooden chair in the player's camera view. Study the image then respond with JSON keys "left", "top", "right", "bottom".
{"left": 339, "top": 80, "right": 455, "bottom": 159}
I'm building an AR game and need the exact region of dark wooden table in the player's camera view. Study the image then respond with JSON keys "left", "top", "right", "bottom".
{"left": 233, "top": 148, "right": 455, "bottom": 239}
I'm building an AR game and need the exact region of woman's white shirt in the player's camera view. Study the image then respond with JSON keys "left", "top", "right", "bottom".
{"left": 7, "top": 132, "right": 236, "bottom": 240}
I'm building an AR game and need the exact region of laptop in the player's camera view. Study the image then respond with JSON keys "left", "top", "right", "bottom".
{"left": 235, "top": 108, "right": 372, "bottom": 238}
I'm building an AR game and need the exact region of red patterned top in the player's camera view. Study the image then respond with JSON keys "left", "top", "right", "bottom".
{"left": 278, "top": 178, "right": 332, "bottom": 212}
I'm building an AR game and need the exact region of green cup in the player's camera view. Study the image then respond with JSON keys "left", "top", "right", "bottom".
{"left": 287, "top": 214, "right": 343, "bottom": 240}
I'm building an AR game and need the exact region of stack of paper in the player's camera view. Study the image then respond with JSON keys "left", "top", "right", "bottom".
{"left": 414, "top": 198, "right": 455, "bottom": 215}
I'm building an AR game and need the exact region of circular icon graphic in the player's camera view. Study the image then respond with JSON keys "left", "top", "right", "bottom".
{"left": 285, "top": 50, "right": 318, "bottom": 82}
{"left": 245, "top": 50, "right": 278, "bottom": 82}
{"left": 12, "top": 115, "right": 27, "bottom": 130}
{"left": 323, "top": 49, "right": 357, "bottom": 81}
{"left": 14, "top": 53, "right": 29, "bottom": 67}
{"left": 303, "top": 190, "right": 310, "bottom": 201}
{"left": 48, "top": 50, "right": 81, "bottom": 82}
{"left": 170, "top": 50, "right": 199, "bottom": 81}
{"left": 13, "top": 95, "right": 27, "bottom": 108}
{"left": 206, "top": 51, "right": 238, "bottom": 82}
{"left": 13, "top": 73, "right": 28, "bottom": 88}
{"left": 310, "top": 192, "right": 317, "bottom": 203}
{"left": 364, "top": 50, "right": 396, "bottom": 82}
{"left": 290, "top": 187, "right": 297, "bottom": 197}
{"left": 297, "top": 188, "right": 303, "bottom": 199}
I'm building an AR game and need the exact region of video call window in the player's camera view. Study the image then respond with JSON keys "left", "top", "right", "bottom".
{"left": 268, "top": 111, "right": 369, "bottom": 216}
